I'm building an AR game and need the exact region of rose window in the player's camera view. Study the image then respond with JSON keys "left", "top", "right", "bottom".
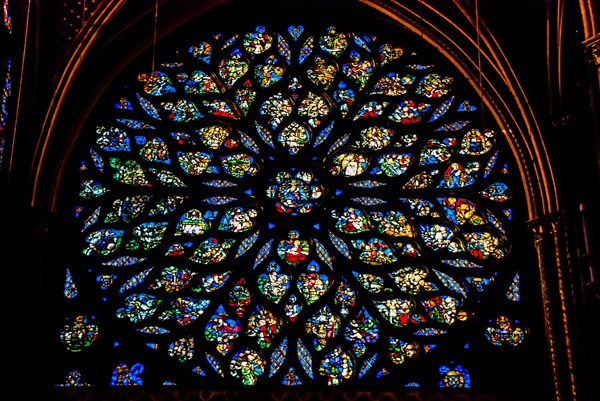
{"left": 60, "top": 25, "right": 520, "bottom": 389}
{"left": 267, "top": 170, "right": 323, "bottom": 214}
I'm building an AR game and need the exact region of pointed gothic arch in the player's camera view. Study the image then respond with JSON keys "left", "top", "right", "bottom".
{"left": 26, "top": 2, "right": 576, "bottom": 401}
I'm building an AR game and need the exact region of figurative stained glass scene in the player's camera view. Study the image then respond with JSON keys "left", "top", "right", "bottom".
{"left": 57, "top": 24, "right": 526, "bottom": 390}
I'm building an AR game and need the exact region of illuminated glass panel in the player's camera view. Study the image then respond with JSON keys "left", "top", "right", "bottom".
{"left": 0, "top": 0, "right": 12, "bottom": 171}
{"left": 57, "top": 24, "right": 528, "bottom": 391}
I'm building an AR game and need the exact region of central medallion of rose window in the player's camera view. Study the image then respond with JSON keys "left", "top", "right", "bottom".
{"left": 266, "top": 170, "right": 323, "bottom": 214}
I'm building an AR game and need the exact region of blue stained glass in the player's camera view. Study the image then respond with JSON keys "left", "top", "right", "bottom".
{"left": 253, "top": 239, "right": 274, "bottom": 269}
{"left": 111, "top": 363, "right": 144, "bottom": 386}
{"left": 235, "top": 230, "right": 260, "bottom": 258}
{"left": 299, "top": 35, "right": 313, "bottom": 63}
{"left": 358, "top": 353, "right": 377, "bottom": 378}
{"left": 297, "top": 339, "right": 314, "bottom": 379}
{"left": 206, "top": 353, "right": 224, "bottom": 377}
{"left": 55, "top": 371, "right": 89, "bottom": 387}
{"left": 269, "top": 338, "right": 288, "bottom": 377}
{"left": 202, "top": 196, "right": 237, "bottom": 205}
{"left": 64, "top": 269, "right": 78, "bottom": 298}
{"left": 313, "top": 121, "right": 334, "bottom": 147}
{"left": 289, "top": 26, "right": 304, "bottom": 40}
{"left": 327, "top": 132, "right": 350, "bottom": 153}
{"left": 352, "top": 33, "right": 375, "bottom": 52}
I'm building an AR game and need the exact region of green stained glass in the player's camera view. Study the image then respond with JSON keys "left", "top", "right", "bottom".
{"left": 484, "top": 315, "right": 527, "bottom": 346}
{"left": 60, "top": 316, "right": 98, "bottom": 351}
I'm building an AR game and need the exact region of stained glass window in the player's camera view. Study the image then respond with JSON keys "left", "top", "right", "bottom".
{"left": 56, "top": 23, "right": 532, "bottom": 391}
{"left": 0, "top": 0, "right": 12, "bottom": 171}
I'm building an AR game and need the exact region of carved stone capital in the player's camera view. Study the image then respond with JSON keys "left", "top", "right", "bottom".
{"left": 526, "top": 212, "right": 561, "bottom": 242}
{"left": 584, "top": 33, "right": 600, "bottom": 67}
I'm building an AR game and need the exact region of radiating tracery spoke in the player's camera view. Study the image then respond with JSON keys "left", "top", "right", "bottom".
{"left": 66, "top": 24, "right": 517, "bottom": 389}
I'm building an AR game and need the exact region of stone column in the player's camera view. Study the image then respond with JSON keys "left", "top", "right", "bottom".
{"left": 527, "top": 213, "right": 577, "bottom": 401}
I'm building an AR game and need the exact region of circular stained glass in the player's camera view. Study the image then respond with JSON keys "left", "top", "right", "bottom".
{"left": 63, "top": 24, "right": 518, "bottom": 389}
